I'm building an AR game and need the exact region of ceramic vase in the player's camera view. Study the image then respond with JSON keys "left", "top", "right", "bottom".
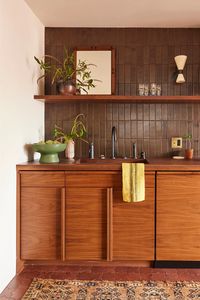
{"left": 65, "top": 140, "right": 75, "bottom": 159}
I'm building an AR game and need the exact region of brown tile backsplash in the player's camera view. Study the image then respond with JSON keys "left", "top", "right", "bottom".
{"left": 45, "top": 28, "right": 200, "bottom": 158}
{"left": 45, "top": 103, "right": 200, "bottom": 158}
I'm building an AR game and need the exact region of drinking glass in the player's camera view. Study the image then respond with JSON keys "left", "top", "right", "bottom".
{"left": 150, "top": 83, "right": 157, "bottom": 96}
{"left": 156, "top": 84, "right": 162, "bottom": 96}
{"left": 144, "top": 84, "right": 149, "bottom": 96}
{"left": 138, "top": 83, "right": 144, "bottom": 96}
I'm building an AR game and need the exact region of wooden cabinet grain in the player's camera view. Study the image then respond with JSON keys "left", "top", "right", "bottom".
{"left": 20, "top": 171, "right": 65, "bottom": 260}
{"left": 65, "top": 172, "right": 155, "bottom": 261}
{"left": 113, "top": 173, "right": 155, "bottom": 260}
{"left": 65, "top": 187, "right": 107, "bottom": 260}
{"left": 18, "top": 170, "right": 155, "bottom": 265}
{"left": 17, "top": 165, "right": 200, "bottom": 269}
{"left": 157, "top": 172, "right": 200, "bottom": 261}
{"left": 65, "top": 172, "right": 113, "bottom": 261}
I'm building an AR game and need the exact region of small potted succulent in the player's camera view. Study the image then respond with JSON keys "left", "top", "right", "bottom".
{"left": 183, "top": 134, "right": 193, "bottom": 159}
{"left": 52, "top": 114, "right": 87, "bottom": 159}
{"left": 34, "top": 49, "right": 97, "bottom": 95}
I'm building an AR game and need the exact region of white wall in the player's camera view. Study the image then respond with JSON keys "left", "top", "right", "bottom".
{"left": 0, "top": 0, "right": 44, "bottom": 292}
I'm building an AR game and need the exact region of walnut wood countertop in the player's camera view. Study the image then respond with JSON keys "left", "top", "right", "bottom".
{"left": 16, "top": 158, "right": 200, "bottom": 172}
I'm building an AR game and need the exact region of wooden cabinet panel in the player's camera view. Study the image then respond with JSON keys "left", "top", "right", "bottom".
{"left": 19, "top": 170, "right": 155, "bottom": 263}
{"left": 66, "top": 172, "right": 154, "bottom": 188}
{"left": 21, "top": 171, "right": 65, "bottom": 187}
{"left": 66, "top": 172, "right": 119, "bottom": 188}
{"left": 65, "top": 187, "right": 107, "bottom": 260}
{"left": 21, "top": 187, "right": 61, "bottom": 260}
{"left": 113, "top": 186, "right": 155, "bottom": 260}
{"left": 157, "top": 172, "right": 200, "bottom": 261}
{"left": 65, "top": 171, "right": 155, "bottom": 261}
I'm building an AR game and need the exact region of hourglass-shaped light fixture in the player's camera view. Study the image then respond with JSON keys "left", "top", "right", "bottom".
{"left": 174, "top": 55, "right": 187, "bottom": 83}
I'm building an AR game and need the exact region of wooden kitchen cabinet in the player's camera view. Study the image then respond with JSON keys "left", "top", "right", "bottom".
{"left": 157, "top": 172, "right": 200, "bottom": 261}
{"left": 65, "top": 172, "right": 113, "bottom": 260}
{"left": 18, "top": 169, "right": 155, "bottom": 266}
{"left": 20, "top": 171, "right": 65, "bottom": 260}
{"left": 113, "top": 173, "right": 155, "bottom": 260}
{"left": 17, "top": 162, "right": 200, "bottom": 270}
{"left": 65, "top": 171, "right": 155, "bottom": 261}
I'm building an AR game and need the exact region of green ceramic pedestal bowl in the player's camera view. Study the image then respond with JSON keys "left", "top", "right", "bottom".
{"left": 33, "top": 143, "right": 66, "bottom": 163}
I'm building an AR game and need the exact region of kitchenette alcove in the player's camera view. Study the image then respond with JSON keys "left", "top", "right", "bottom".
{"left": 17, "top": 27, "right": 200, "bottom": 273}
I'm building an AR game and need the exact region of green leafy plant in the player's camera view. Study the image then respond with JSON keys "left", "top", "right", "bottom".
{"left": 34, "top": 49, "right": 98, "bottom": 93}
{"left": 37, "top": 140, "right": 61, "bottom": 144}
{"left": 183, "top": 134, "right": 192, "bottom": 149}
{"left": 52, "top": 114, "right": 88, "bottom": 143}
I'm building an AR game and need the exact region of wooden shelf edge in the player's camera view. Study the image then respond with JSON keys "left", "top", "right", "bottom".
{"left": 34, "top": 95, "right": 200, "bottom": 103}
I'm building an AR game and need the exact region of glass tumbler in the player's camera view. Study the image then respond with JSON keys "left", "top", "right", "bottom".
{"left": 144, "top": 84, "right": 149, "bottom": 96}
{"left": 150, "top": 83, "right": 157, "bottom": 96}
{"left": 156, "top": 84, "right": 162, "bottom": 96}
{"left": 138, "top": 83, "right": 144, "bottom": 96}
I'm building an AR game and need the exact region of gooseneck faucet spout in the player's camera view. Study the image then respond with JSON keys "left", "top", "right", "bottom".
{"left": 111, "top": 126, "right": 117, "bottom": 159}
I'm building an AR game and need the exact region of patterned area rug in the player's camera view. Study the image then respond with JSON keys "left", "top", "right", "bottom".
{"left": 22, "top": 278, "right": 200, "bottom": 300}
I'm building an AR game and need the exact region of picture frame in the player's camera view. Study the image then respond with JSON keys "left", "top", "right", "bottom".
{"left": 75, "top": 47, "right": 115, "bottom": 95}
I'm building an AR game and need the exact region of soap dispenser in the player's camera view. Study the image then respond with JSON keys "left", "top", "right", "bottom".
{"left": 132, "top": 142, "right": 137, "bottom": 159}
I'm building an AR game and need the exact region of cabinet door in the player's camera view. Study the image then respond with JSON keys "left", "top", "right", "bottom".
{"left": 20, "top": 171, "right": 65, "bottom": 260}
{"left": 65, "top": 187, "right": 107, "bottom": 260}
{"left": 65, "top": 172, "right": 112, "bottom": 260}
{"left": 113, "top": 174, "right": 155, "bottom": 260}
{"left": 157, "top": 172, "right": 200, "bottom": 261}
{"left": 21, "top": 188, "right": 62, "bottom": 260}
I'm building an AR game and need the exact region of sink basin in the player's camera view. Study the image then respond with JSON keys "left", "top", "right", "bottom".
{"left": 78, "top": 158, "right": 149, "bottom": 164}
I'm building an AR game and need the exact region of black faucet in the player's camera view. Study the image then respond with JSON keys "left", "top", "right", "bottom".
{"left": 111, "top": 126, "right": 117, "bottom": 159}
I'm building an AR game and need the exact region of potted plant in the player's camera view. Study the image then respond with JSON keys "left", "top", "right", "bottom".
{"left": 34, "top": 49, "right": 97, "bottom": 95}
{"left": 33, "top": 140, "right": 66, "bottom": 163}
{"left": 183, "top": 134, "right": 193, "bottom": 159}
{"left": 52, "top": 114, "right": 87, "bottom": 159}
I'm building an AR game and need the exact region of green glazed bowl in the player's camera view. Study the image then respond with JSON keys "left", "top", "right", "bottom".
{"left": 33, "top": 143, "right": 66, "bottom": 163}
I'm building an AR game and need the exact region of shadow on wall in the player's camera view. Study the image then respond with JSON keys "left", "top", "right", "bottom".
{"left": 24, "top": 144, "right": 34, "bottom": 161}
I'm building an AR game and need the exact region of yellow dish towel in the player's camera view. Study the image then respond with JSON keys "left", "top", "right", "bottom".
{"left": 122, "top": 163, "right": 145, "bottom": 202}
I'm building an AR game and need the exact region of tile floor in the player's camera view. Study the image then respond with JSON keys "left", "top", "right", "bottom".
{"left": 0, "top": 266, "right": 200, "bottom": 299}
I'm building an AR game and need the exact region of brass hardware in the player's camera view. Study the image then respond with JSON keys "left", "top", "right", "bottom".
{"left": 107, "top": 188, "right": 113, "bottom": 261}
{"left": 61, "top": 188, "right": 66, "bottom": 261}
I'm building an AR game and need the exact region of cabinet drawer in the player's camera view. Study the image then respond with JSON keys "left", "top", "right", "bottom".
{"left": 66, "top": 172, "right": 155, "bottom": 188}
{"left": 66, "top": 172, "right": 118, "bottom": 187}
{"left": 20, "top": 171, "right": 65, "bottom": 187}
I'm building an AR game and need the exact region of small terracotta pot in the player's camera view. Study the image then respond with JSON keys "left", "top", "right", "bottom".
{"left": 185, "top": 149, "right": 194, "bottom": 159}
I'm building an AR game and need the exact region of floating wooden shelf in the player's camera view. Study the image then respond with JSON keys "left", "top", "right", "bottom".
{"left": 34, "top": 95, "right": 200, "bottom": 103}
